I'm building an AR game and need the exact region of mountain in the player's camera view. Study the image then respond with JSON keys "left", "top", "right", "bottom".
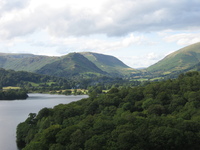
{"left": 80, "top": 52, "right": 137, "bottom": 76}
{"left": 36, "top": 53, "right": 106, "bottom": 77}
{"left": 0, "top": 52, "right": 136, "bottom": 78}
{"left": 0, "top": 53, "right": 58, "bottom": 72}
{"left": 147, "top": 42, "right": 200, "bottom": 75}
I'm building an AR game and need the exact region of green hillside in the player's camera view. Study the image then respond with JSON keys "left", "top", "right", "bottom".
{"left": 164, "top": 62, "right": 200, "bottom": 79}
{"left": 0, "top": 53, "right": 59, "bottom": 72}
{"left": 36, "top": 53, "right": 106, "bottom": 77}
{"left": 187, "top": 62, "right": 200, "bottom": 71}
{"left": 81, "top": 52, "right": 138, "bottom": 76}
{"left": 0, "top": 52, "right": 137, "bottom": 78}
{"left": 147, "top": 42, "right": 200, "bottom": 74}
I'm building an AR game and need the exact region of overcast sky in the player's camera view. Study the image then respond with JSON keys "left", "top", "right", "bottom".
{"left": 0, "top": 0, "right": 200, "bottom": 68}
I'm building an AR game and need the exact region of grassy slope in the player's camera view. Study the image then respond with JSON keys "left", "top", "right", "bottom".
{"left": 147, "top": 42, "right": 200, "bottom": 74}
{"left": 0, "top": 53, "right": 59, "bottom": 72}
{"left": 81, "top": 52, "right": 138, "bottom": 76}
{"left": 36, "top": 53, "right": 105, "bottom": 77}
{"left": 0, "top": 52, "right": 137, "bottom": 77}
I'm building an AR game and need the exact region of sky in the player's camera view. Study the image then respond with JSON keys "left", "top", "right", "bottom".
{"left": 0, "top": 0, "right": 200, "bottom": 68}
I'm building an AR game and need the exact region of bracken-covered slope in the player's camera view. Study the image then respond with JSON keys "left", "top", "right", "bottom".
{"left": 147, "top": 42, "right": 200, "bottom": 74}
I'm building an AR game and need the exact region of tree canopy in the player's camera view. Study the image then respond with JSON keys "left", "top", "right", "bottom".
{"left": 0, "top": 89, "right": 28, "bottom": 100}
{"left": 17, "top": 71, "right": 200, "bottom": 150}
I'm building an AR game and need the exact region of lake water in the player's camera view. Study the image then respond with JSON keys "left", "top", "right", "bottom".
{"left": 0, "top": 93, "right": 88, "bottom": 150}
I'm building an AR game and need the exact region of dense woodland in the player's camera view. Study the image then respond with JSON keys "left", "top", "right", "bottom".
{"left": 0, "top": 89, "right": 28, "bottom": 100}
{"left": 0, "top": 68, "right": 140, "bottom": 93}
{"left": 0, "top": 68, "right": 69, "bottom": 89}
{"left": 0, "top": 68, "right": 141, "bottom": 100}
{"left": 17, "top": 71, "right": 200, "bottom": 150}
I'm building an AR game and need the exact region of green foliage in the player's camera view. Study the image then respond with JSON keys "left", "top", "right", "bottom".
{"left": 0, "top": 68, "right": 143, "bottom": 93}
{"left": 0, "top": 89, "right": 28, "bottom": 100}
{"left": 0, "top": 68, "right": 72, "bottom": 91}
{"left": 17, "top": 71, "right": 200, "bottom": 150}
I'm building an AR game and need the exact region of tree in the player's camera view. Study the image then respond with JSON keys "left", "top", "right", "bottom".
{"left": 41, "top": 125, "right": 61, "bottom": 146}
{"left": 149, "top": 127, "right": 184, "bottom": 150}
{"left": 147, "top": 104, "right": 166, "bottom": 116}
{"left": 69, "top": 129, "right": 85, "bottom": 150}
{"left": 85, "top": 135, "right": 107, "bottom": 150}
{"left": 56, "top": 125, "right": 79, "bottom": 145}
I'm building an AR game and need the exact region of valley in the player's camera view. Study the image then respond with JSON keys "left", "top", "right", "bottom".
{"left": 1, "top": 42, "right": 200, "bottom": 82}
{"left": 1, "top": 42, "right": 200, "bottom": 150}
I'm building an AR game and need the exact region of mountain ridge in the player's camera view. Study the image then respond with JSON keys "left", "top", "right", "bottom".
{"left": 0, "top": 52, "right": 136, "bottom": 78}
{"left": 0, "top": 53, "right": 59, "bottom": 72}
{"left": 1, "top": 42, "right": 200, "bottom": 79}
{"left": 36, "top": 53, "right": 106, "bottom": 77}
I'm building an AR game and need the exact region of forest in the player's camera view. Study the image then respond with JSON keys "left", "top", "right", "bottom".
{"left": 17, "top": 71, "right": 200, "bottom": 150}
{"left": 0, "top": 89, "right": 28, "bottom": 100}
{"left": 0, "top": 68, "right": 141, "bottom": 100}
{"left": 0, "top": 68, "right": 140, "bottom": 93}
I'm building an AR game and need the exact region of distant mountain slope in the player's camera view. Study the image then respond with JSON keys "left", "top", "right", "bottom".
{"left": 81, "top": 52, "right": 137, "bottom": 76}
{"left": 0, "top": 52, "right": 137, "bottom": 78}
{"left": 187, "top": 62, "right": 200, "bottom": 71}
{"left": 0, "top": 53, "right": 58, "bottom": 72}
{"left": 147, "top": 42, "right": 200, "bottom": 74}
{"left": 167, "top": 62, "right": 200, "bottom": 78}
{"left": 36, "top": 53, "right": 106, "bottom": 77}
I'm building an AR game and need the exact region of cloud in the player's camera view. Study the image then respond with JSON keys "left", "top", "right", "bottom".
{"left": 161, "top": 32, "right": 200, "bottom": 45}
{"left": 0, "top": 0, "right": 200, "bottom": 39}
{"left": 48, "top": 33, "right": 149, "bottom": 54}
{"left": 0, "top": 0, "right": 30, "bottom": 13}
{"left": 45, "top": 0, "right": 200, "bottom": 37}
{"left": 146, "top": 52, "right": 159, "bottom": 60}
{"left": 2, "top": 30, "right": 149, "bottom": 56}
{"left": 118, "top": 52, "right": 162, "bottom": 68}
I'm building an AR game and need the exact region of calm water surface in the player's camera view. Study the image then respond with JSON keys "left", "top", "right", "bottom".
{"left": 0, "top": 93, "right": 88, "bottom": 150}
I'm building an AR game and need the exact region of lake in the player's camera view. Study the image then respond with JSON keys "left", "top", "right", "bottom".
{"left": 0, "top": 93, "right": 88, "bottom": 150}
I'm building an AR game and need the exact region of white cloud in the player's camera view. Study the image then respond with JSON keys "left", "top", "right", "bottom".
{"left": 0, "top": 30, "right": 150, "bottom": 56}
{"left": 0, "top": 0, "right": 30, "bottom": 13}
{"left": 146, "top": 52, "right": 159, "bottom": 60}
{"left": 117, "top": 52, "right": 163, "bottom": 68}
{"left": 122, "top": 34, "right": 145, "bottom": 47}
{"left": 48, "top": 33, "right": 149, "bottom": 54}
{"left": 162, "top": 32, "right": 200, "bottom": 46}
